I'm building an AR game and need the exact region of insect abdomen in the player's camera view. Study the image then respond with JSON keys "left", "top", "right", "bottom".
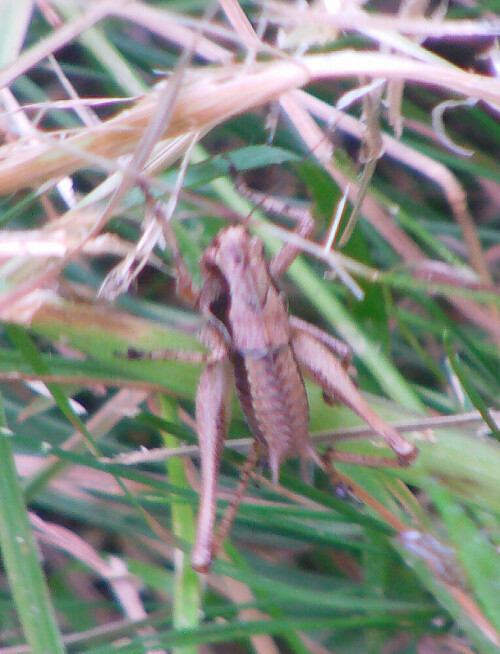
{"left": 233, "top": 345, "right": 310, "bottom": 483}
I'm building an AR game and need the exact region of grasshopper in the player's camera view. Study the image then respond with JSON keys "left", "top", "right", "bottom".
{"left": 132, "top": 176, "right": 418, "bottom": 573}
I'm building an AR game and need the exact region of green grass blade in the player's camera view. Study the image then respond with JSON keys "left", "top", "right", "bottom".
{"left": 89, "top": 612, "right": 434, "bottom": 653}
{"left": 395, "top": 532, "right": 500, "bottom": 654}
{"left": 55, "top": 1, "right": 144, "bottom": 96}
{"left": 430, "top": 484, "right": 500, "bottom": 637}
{"left": 159, "top": 395, "right": 200, "bottom": 654}
{"left": 0, "top": 394, "right": 65, "bottom": 654}
{"left": 444, "top": 332, "right": 500, "bottom": 440}
{"left": 0, "top": 0, "right": 32, "bottom": 68}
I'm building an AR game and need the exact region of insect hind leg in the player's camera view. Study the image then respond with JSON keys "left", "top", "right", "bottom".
{"left": 210, "top": 440, "right": 260, "bottom": 564}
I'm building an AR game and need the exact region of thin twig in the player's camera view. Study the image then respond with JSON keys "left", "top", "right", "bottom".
{"left": 99, "top": 410, "right": 496, "bottom": 466}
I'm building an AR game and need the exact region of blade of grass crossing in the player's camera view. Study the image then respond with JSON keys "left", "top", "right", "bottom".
{"left": 7, "top": 325, "right": 183, "bottom": 554}
{"left": 88, "top": 613, "right": 436, "bottom": 653}
{"left": 0, "top": 0, "right": 32, "bottom": 69}
{"left": 394, "top": 535, "right": 500, "bottom": 654}
{"left": 363, "top": 532, "right": 391, "bottom": 653}
{"left": 429, "top": 483, "right": 500, "bottom": 638}
{"left": 55, "top": 2, "right": 144, "bottom": 96}
{"left": 443, "top": 332, "right": 500, "bottom": 440}
{"left": 0, "top": 394, "right": 65, "bottom": 654}
{"left": 159, "top": 395, "right": 201, "bottom": 654}
{"left": 224, "top": 541, "right": 311, "bottom": 654}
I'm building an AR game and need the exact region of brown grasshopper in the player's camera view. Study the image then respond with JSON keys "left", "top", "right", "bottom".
{"left": 133, "top": 176, "right": 418, "bottom": 573}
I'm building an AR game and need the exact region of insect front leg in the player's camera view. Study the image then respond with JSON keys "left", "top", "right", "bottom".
{"left": 140, "top": 184, "right": 200, "bottom": 305}
{"left": 230, "top": 170, "right": 314, "bottom": 278}
{"left": 191, "top": 352, "right": 233, "bottom": 573}
{"left": 291, "top": 325, "right": 418, "bottom": 466}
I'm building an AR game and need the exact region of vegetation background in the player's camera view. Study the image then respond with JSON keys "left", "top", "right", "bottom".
{"left": 0, "top": 1, "right": 500, "bottom": 652}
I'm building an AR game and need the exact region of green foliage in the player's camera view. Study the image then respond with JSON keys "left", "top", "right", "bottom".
{"left": 0, "top": 2, "right": 499, "bottom": 653}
